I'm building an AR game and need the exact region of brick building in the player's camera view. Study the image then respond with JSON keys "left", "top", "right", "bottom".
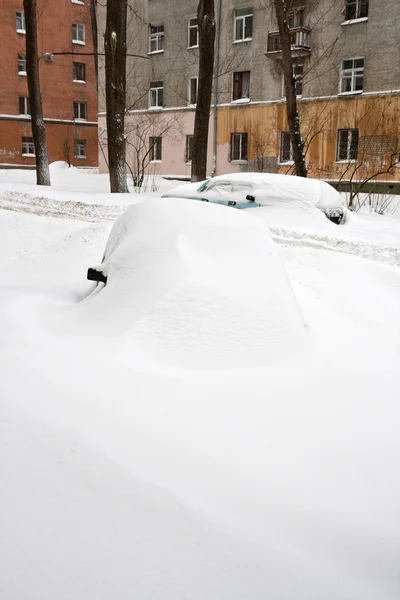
{"left": 97, "top": 0, "right": 400, "bottom": 186}
{"left": 0, "top": 0, "right": 98, "bottom": 168}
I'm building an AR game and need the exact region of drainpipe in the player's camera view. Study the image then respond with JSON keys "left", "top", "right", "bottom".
{"left": 211, "top": 0, "right": 222, "bottom": 177}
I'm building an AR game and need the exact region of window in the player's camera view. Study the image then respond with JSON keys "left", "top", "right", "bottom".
{"left": 340, "top": 58, "right": 364, "bottom": 93}
{"left": 149, "top": 81, "right": 163, "bottom": 108}
{"left": 74, "top": 139, "right": 87, "bottom": 158}
{"left": 188, "top": 17, "right": 199, "bottom": 48}
{"left": 189, "top": 77, "right": 198, "bottom": 104}
{"left": 293, "top": 63, "right": 303, "bottom": 96}
{"left": 336, "top": 129, "right": 359, "bottom": 161}
{"left": 149, "top": 25, "right": 164, "bottom": 53}
{"left": 73, "top": 101, "right": 87, "bottom": 120}
{"left": 18, "top": 54, "right": 27, "bottom": 75}
{"left": 73, "top": 62, "right": 86, "bottom": 82}
{"left": 283, "top": 64, "right": 303, "bottom": 97}
{"left": 185, "top": 135, "right": 194, "bottom": 163}
{"left": 16, "top": 11, "right": 26, "bottom": 33}
{"left": 234, "top": 8, "right": 253, "bottom": 41}
{"left": 19, "top": 96, "right": 30, "bottom": 115}
{"left": 345, "top": 0, "right": 369, "bottom": 20}
{"left": 288, "top": 7, "right": 305, "bottom": 28}
{"left": 230, "top": 133, "right": 248, "bottom": 161}
{"left": 233, "top": 71, "right": 250, "bottom": 101}
{"left": 72, "top": 23, "right": 85, "bottom": 44}
{"left": 149, "top": 137, "right": 162, "bottom": 162}
{"left": 22, "top": 137, "right": 35, "bottom": 156}
{"left": 280, "top": 132, "right": 293, "bottom": 163}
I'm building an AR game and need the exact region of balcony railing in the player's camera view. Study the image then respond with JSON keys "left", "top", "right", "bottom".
{"left": 266, "top": 27, "right": 311, "bottom": 56}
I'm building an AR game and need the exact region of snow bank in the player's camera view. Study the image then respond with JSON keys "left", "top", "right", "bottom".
{"left": 74, "top": 198, "right": 307, "bottom": 371}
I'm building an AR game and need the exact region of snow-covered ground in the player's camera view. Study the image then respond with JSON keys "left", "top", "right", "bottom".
{"left": 1, "top": 164, "right": 400, "bottom": 600}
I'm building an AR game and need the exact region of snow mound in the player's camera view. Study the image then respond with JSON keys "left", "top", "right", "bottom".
{"left": 76, "top": 198, "right": 307, "bottom": 370}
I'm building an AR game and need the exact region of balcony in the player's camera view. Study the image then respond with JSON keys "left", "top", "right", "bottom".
{"left": 266, "top": 27, "right": 311, "bottom": 58}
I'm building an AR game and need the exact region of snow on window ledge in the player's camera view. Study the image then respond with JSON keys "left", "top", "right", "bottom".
{"left": 231, "top": 98, "right": 251, "bottom": 104}
{"left": 22, "top": 153, "right": 35, "bottom": 157}
{"left": 18, "top": 71, "right": 27, "bottom": 77}
{"left": 16, "top": 29, "right": 26, "bottom": 34}
{"left": 341, "top": 17, "right": 368, "bottom": 26}
{"left": 72, "top": 40, "right": 85, "bottom": 45}
{"left": 148, "top": 50, "right": 164, "bottom": 55}
{"left": 338, "top": 90, "right": 363, "bottom": 97}
{"left": 73, "top": 79, "right": 86, "bottom": 84}
{"left": 278, "top": 161, "right": 295, "bottom": 166}
{"left": 231, "top": 160, "right": 248, "bottom": 164}
{"left": 334, "top": 160, "right": 357, "bottom": 164}
{"left": 75, "top": 155, "right": 86, "bottom": 159}
{"left": 71, "top": 0, "right": 85, "bottom": 4}
{"left": 187, "top": 45, "right": 199, "bottom": 50}
{"left": 232, "top": 38, "right": 252, "bottom": 44}
{"left": 150, "top": 160, "right": 162, "bottom": 164}
{"left": 148, "top": 106, "right": 163, "bottom": 111}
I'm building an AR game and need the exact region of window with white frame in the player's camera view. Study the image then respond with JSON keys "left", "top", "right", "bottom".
{"left": 149, "top": 25, "right": 164, "bottom": 53}
{"left": 336, "top": 128, "right": 359, "bottom": 161}
{"left": 19, "top": 96, "right": 30, "bottom": 115}
{"left": 72, "top": 23, "right": 85, "bottom": 44}
{"left": 16, "top": 11, "right": 26, "bottom": 33}
{"left": 288, "top": 7, "right": 305, "bottom": 28}
{"left": 149, "top": 81, "right": 163, "bottom": 108}
{"left": 233, "top": 71, "right": 250, "bottom": 101}
{"left": 340, "top": 58, "right": 364, "bottom": 93}
{"left": 189, "top": 77, "right": 198, "bottom": 104}
{"left": 293, "top": 63, "right": 303, "bottom": 96}
{"left": 280, "top": 132, "right": 293, "bottom": 163}
{"left": 149, "top": 136, "right": 162, "bottom": 161}
{"left": 230, "top": 132, "right": 248, "bottom": 161}
{"left": 74, "top": 139, "right": 87, "bottom": 158}
{"left": 345, "top": 0, "right": 369, "bottom": 20}
{"left": 22, "top": 136, "right": 35, "bottom": 155}
{"left": 73, "top": 101, "right": 87, "bottom": 120}
{"left": 185, "top": 135, "right": 194, "bottom": 163}
{"left": 73, "top": 62, "right": 86, "bottom": 82}
{"left": 188, "top": 17, "right": 199, "bottom": 48}
{"left": 18, "top": 53, "right": 27, "bottom": 75}
{"left": 234, "top": 8, "right": 253, "bottom": 41}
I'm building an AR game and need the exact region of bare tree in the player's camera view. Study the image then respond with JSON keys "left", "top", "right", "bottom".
{"left": 272, "top": 0, "right": 307, "bottom": 177}
{"left": 23, "top": 0, "right": 51, "bottom": 186}
{"left": 191, "top": 0, "right": 216, "bottom": 182}
{"left": 104, "top": 0, "right": 128, "bottom": 193}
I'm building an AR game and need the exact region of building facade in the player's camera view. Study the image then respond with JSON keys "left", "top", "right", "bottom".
{"left": 0, "top": 0, "right": 98, "bottom": 168}
{"left": 98, "top": 0, "right": 400, "bottom": 185}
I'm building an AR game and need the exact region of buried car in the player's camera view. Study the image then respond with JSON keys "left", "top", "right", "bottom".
{"left": 85, "top": 197, "right": 308, "bottom": 370}
{"left": 162, "top": 172, "right": 346, "bottom": 224}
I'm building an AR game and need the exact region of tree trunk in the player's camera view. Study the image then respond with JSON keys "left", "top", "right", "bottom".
{"left": 191, "top": 0, "right": 216, "bottom": 183}
{"left": 273, "top": 0, "right": 307, "bottom": 178}
{"left": 23, "top": 0, "right": 51, "bottom": 186}
{"left": 104, "top": 0, "right": 128, "bottom": 193}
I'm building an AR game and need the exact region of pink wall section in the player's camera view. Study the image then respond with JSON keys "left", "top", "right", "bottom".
{"left": 98, "top": 110, "right": 240, "bottom": 179}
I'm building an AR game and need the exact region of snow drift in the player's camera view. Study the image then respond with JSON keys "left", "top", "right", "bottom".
{"left": 75, "top": 198, "right": 307, "bottom": 370}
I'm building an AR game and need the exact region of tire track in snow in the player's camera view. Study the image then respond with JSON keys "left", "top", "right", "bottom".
{"left": 1, "top": 190, "right": 399, "bottom": 268}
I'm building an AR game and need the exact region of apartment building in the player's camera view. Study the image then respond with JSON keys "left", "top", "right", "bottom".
{"left": 0, "top": 0, "right": 98, "bottom": 167}
{"left": 98, "top": 0, "right": 400, "bottom": 184}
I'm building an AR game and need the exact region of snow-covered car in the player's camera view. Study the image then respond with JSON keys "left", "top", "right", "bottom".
{"left": 85, "top": 197, "right": 307, "bottom": 370}
{"left": 162, "top": 172, "right": 346, "bottom": 224}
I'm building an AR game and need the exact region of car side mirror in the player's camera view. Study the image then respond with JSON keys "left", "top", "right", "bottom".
{"left": 87, "top": 268, "right": 107, "bottom": 284}
{"left": 246, "top": 194, "right": 255, "bottom": 202}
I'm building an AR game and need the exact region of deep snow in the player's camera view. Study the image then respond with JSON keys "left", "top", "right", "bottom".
{"left": 1, "top": 165, "right": 400, "bottom": 600}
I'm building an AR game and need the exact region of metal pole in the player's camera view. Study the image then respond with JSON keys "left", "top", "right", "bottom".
{"left": 211, "top": 0, "right": 222, "bottom": 177}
